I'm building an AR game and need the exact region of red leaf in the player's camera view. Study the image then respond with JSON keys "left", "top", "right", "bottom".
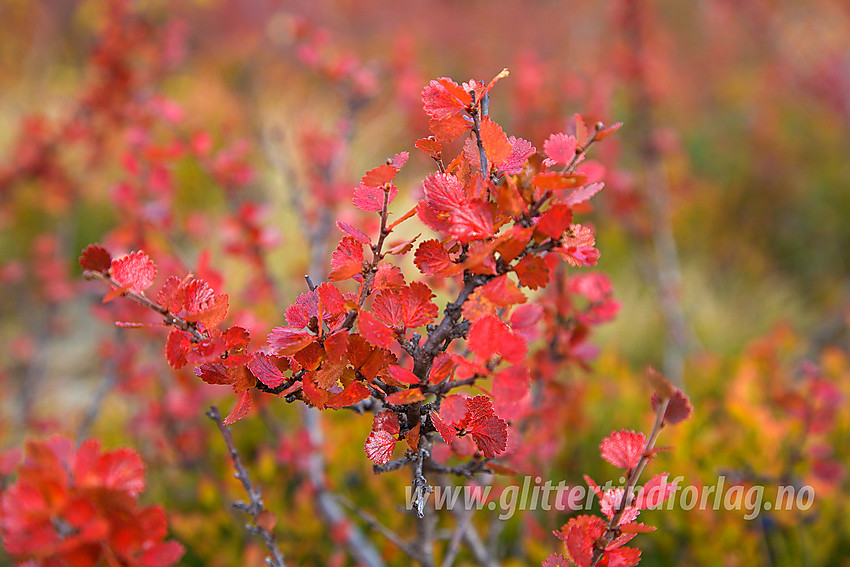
{"left": 361, "top": 163, "right": 397, "bottom": 187}
{"left": 596, "top": 121, "right": 623, "bottom": 141}
{"left": 195, "top": 362, "right": 232, "bottom": 386}
{"left": 316, "top": 282, "right": 347, "bottom": 321}
{"left": 373, "top": 263, "right": 406, "bottom": 291}
{"left": 600, "top": 430, "right": 646, "bottom": 470}
{"left": 372, "top": 282, "right": 438, "bottom": 330}
{"left": 326, "top": 381, "right": 370, "bottom": 409}
{"left": 323, "top": 329, "right": 349, "bottom": 362}
{"left": 414, "top": 239, "right": 454, "bottom": 276}
{"left": 557, "top": 224, "right": 599, "bottom": 267}
{"left": 387, "top": 365, "right": 420, "bottom": 385}
{"left": 513, "top": 256, "right": 550, "bottom": 290}
{"left": 422, "top": 77, "right": 470, "bottom": 120}
{"left": 391, "top": 151, "right": 409, "bottom": 169}
{"left": 165, "top": 329, "right": 191, "bottom": 369}
{"left": 111, "top": 251, "right": 157, "bottom": 293}
{"left": 365, "top": 411, "right": 400, "bottom": 465}
{"left": 421, "top": 172, "right": 467, "bottom": 216}
{"left": 479, "top": 116, "right": 512, "bottom": 167}
{"left": 79, "top": 244, "right": 112, "bottom": 273}
{"left": 564, "top": 182, "right": 604, "bottom": 206}
{"left": 336, "top": 220, "right": 371, "bottom": 244}
{"left": 467, "top": 314, "right": 527, "bottom": 364}
{"left": 184, "top": 293, "right": 229, "bottom": 328}
{"left": 557, "top": 515, "right": 606, "bottom": 567}
{"left": 405, "top": 422, "right": 421, "bottom": 451}
{"left": 651, "top": 388, "right": 693, "bottom": 425}
{"left": 449, "top": 200, "right": 494, "bottom": 243}
{"left": 480, "top": 275, "right": 527, "bottom": 307}
{"left": 328, "top": 236, "right": 364, "bottom": 281}
{"left": 464, "top": 396, "right": 508, "bottom": 458}
{"left": 268, "top": 327, "right": 315, "bottom": 356}
{"left": 498, "top": 136, "right": 535, "bottom": 175}
{"left": 430, "top": 411, "right": 457, "bottom": 444}
{"left": 353, "top": 182, "right": 398, "bottom": 212}
{"left": 636, "top": 473, "right": 676, "bottom": 509}
{"left": 386, "top": 388, "right": 425, "bottom": 405}
{"left": 223, "top": 390, "right": 252, "bottom": 425}
{"left": 429, "top": 352, "right": 455, "bottom": 384}
{"left": 544, "top": 132, "right": 578, "bottom": 166}
{"left": 510, "top": 304, "right": 544, "bottom": 341}
{"left": 373, "top": 409, "right": 401, "bottom": 435}
{"left": 429, "top": 114, "right": 471, "bottom": 144}
{"left": 415, "top": 137, "right": 442, "bottom": 155}
{"left": 313, "top": 359, "right": 346, "bottom": 389}
{"left": 358, "top": 310, "right": 395, "bottom": 349}
{"left": 248, "top": 353, "right": 288, "bottom": 389}
{"left": 365, "top": 430, "right": 397, "bottom": 465}
{"left": 536, "top": 203, "right": 574, "bottom": 239}
{"left": 302, "top": 374, "right": 328, "bottom": 409}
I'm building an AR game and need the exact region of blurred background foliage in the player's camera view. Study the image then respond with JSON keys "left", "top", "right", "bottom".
{"left": 1, "top": 0, "right": 849, "bottom": 565}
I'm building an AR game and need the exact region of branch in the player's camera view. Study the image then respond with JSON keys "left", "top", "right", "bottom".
{"left": 206, "top": 406, "right": 287, "bottom": 567}
{"left": 83, "top": 270, "right": 208, "bottom": 343}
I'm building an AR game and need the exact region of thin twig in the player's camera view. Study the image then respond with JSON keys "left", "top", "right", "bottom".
{"left": 206, "top": 406, "right": 287, "bottom": 567}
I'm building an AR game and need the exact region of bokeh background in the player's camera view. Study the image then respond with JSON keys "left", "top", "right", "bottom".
{"left": 1, "top": 0, "right": 849, "bottom": 565}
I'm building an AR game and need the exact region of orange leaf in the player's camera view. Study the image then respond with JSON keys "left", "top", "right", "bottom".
{"left": 385, "top": 388, "right": 426, "bottom": 405}
{"left": 479, "top": 117, "right": 512, "bottom": 166}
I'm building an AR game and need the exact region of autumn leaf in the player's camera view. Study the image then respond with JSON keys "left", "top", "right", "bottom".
{"left": 372, "top": 263, "right": 406, "bottom": 291}
{"left": 111, "top": 251, "right": 157, "bottom": 293}
{"left": 536, "top": 203, "right": 574, "bottom": 239}
{"left": 336, "top": 220, "right": 371, "bottom": 244}
{"left": 247, "top": 353, "right": 288, "bottom": 389}
{"left": 497, "top": 136, "right": 535, "bottom": 175}
{"left": 79, "top": 244, "right": 112, "bottom": 273}
{"left": 414, "top": 239, "right": 454, "bottom": 276}
{"left": 467, "top": 314, "right": 527, "bottom": 364}
{"left": 464, "top": 396, "right": 508, "bottom": 458}
{"left": 385, "top": 388, "right": 425, "bottom": 405}
{"left": 429, "top": 114, "right": 471, "bottom": 144}
{"left": 415, "top": 137, "right": 442, "bottom": 155}
{"left": 267, "top": 327, "right": 315, "bottom": 356}
{"left": 223, "top": 390, "right": 252, "bottom": 425}
{"left": 387, "top": 364, "right": 420, "bottom": 386}
{"left": 480, "top": 275, "right": 527, "bottom": 307}
{"left": 361, "top": 163, "right": 397, "bottom": 187}
{"left": 544, "top": 132, "right": 578, "bottom": 166}
{"left": 479, "top": 116, "right": 512, "bottom": 166}
{"left": 326, "top": 381, "right": 370, "bottom": 409}
{"left": 364, "top": 411, "right": 400, "bottom": 465}
{"left": 422, "top": 77, "right": 471, "bottom": 120}
{"left": 165, "top": 329, "right": 191, "bottom": 369}
{"left": 600, "top": 430, "right": 646, "bottom": 470}
{"left": 372, "top": 282, "right": 438, "bottom": 330}
{"left": 328, "top": 236, "right": 364, "bottom": 281}
{"left": 357, "top": 310, "right": 395, "bottom": 349}
{"left": 449, "top": 200, "right": 494, "bottom": 243}
{"left": 353, "top": 182, "right": 398, "bottom": 212}
{"left": 513, "top": 255, "right": 550, "bottom": 290}
{"left": 651, "top": 388, "right": 693, "bottom": 425}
